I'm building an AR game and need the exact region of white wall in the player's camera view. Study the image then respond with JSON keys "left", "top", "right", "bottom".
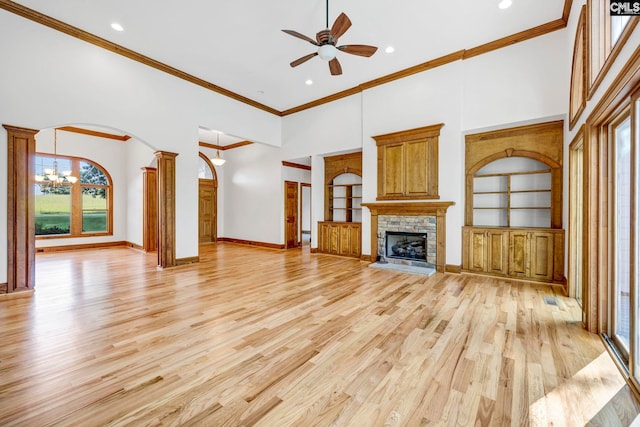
{"left": 282, "top": 30, "right": 570, "bottom": 266}
{"left": 0, "top": 10, "right": 280, "bottom": 282}
{"left": 222, "top": 143, "right": 283, "bottom": 244}
{"left": 126, "top": 139, "right": 156, "bottom": 247}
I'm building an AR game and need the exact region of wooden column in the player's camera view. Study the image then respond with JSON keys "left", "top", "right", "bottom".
{"left": 141, "top": 167, "right": 157, "bottom": 252}
{"left": 4, "top": 124, "right": 37, "bottom": 294}
{"left": 155, "top": 151, "right": 178, "bottom": 269}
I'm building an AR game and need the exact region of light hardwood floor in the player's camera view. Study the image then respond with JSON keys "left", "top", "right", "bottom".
{"left": 0, "top": 243, "right": 639, "bottom": 426}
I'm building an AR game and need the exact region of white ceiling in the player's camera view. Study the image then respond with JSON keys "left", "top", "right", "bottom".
{"left": 13, "top": 0, "right": 565, "bottom": 112}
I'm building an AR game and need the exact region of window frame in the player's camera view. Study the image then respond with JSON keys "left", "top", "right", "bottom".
{"left": 34, "top": 152, "right": 113, "bottom": 239}
{"left": 586, "top": 0, "right": 639, "bottom": 100}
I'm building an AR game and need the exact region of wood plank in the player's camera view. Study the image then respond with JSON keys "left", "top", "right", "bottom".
{"left": 0, "top": 245, "right": 636, "bottom": 425}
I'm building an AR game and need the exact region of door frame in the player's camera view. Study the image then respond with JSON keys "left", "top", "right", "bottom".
{"left": 284, "top": 180, "right": 299, "bottom": 249}
{"left": 198, "top": 152, "right": 218, "bottom": 244}
{"left": 300, "top": 183, "right": 311, "bottom": 245}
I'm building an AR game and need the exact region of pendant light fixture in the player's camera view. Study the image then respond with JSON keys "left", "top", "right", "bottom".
{"left": 35, "top": 128, "right": 78, "bottom": 186}
{"left": 211, "top": 132, "right": 226, "bottom": 166}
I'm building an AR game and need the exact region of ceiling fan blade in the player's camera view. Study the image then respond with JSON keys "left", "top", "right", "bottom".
{"left": 329, "top": 58, "right": 342, "bottom": 76}
{"left": 290, "top": 53, "right": 318, "bottom": 68}
{"left": 282, "top": 29, "right": 319, "bottom": 46}
{"left": 338, "top": 44, "right": 378, "bottom": 57}
{"left": 330, "top": 12, "right": 352, "bottom": 41}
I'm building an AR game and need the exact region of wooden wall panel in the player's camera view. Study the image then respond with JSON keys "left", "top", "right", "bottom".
{"left": 141, "top": 167, "right": 157, "bottom": 252}
{"left": 4, "top": 124, "right": 37, "bottom": 294}
{"left": 155, "top": 151, "right": 178, "bottom": 269}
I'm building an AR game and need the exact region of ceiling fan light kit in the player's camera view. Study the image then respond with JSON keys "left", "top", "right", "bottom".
{"left": 282, "top": 0, "right": 378, "bottom": 76}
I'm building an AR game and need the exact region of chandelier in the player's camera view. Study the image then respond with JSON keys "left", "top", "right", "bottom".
{"left": 35, "top": 129, "right": 78, "bottom": 185}
{"left": 211, "top": 132, "right": 226, "bottom": 166}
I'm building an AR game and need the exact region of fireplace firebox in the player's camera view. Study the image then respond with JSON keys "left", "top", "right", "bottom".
{"left": 385, "top": 231, "right": 427, "bottom": 262}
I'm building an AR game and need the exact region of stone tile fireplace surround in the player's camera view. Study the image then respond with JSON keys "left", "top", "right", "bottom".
{"left": 362, "top": 202, "right": 455, "bottom": 273}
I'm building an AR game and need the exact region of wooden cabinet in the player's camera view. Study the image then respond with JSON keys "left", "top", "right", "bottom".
{"left": 373, "top": 123, "right": 443, "bottom": 200}
{"left": 462, "top": 227, "right": 563, "bottom": 283}
{"left": 317, "top": 222, "right": 361, "bottom": 258}
{"left": 463, "top": 228, "right": 509, "bottom": 275}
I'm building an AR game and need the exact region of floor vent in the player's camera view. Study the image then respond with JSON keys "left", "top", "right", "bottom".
{"left": 543, "top": 296, "right": 558, "bottom": 306}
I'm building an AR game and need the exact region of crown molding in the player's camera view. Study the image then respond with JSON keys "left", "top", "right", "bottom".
{"left": 199, "top": 140, "right": 253, "bottom": 151}
{"left": 57, "top": 126, "right": 131, "bottom": 141}
{"left": 282, "top": 161, "right": 311, "bottom": 171}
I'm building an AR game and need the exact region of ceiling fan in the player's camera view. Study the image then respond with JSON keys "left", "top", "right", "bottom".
{"left": 282, "top": 0, "right": 378, "bottom": 76}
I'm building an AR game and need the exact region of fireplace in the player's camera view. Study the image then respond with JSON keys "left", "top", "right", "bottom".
{"left": 362, "top": 202, "right": 454, "bottom": 273}
{"left": 386, "top": 231, "right": 427, "bottom": 262}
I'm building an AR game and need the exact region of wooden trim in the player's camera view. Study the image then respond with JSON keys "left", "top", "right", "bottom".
{"left": 125, "top": 241, "right": 145, "bottom": 251}
{"left": 280, "top": 86, "right": 363, "bottom": 116}
{"left": 0, "top": 0, "right": 279, "bottom": 116}
{"left": 562, "top": 0, "right": 574, "bottom": 23}
{"left": 141, "top": 167, "right": 158, "bottom": 252}
{"left": 586, "top": 2, "right": 639, "bottom": 101}
{"left": 57, "top": 126, "right": 130, "bottom": 141}
{"left": 0, "top": 288, "right": 34, "bottom": 300}
{"left": 359, "top": 51, "right": 465, "bottom": 90}
{"left": 176, "top": 256, "right": 200, "bottom": 266}
{"left": 569, "top": 6, "right": 587, "bottom": 130}
{"left": 218, "top": 237, "right": 285, "bottom": 250}
{"left": 35, "top": 241, "right": 130, "bottom": 253}
{"left": 4, "top": 124, "right": 37, "bottom": 294}
{"left": 360, "top": 255, "right": 373, "bottom": 262}
{"left": 282, "top": 161, "right": 311, "bottom": 171}
{"left": 362, "top": 202, "right": 454, "bottom": 273}
{"left": 372, "top": 123, "right": 445, "bottom": 146}
{"left": 199, "top": 140, "right": 253, "bottom": 151}
{"left": 463, "top": 19, "right": 567, "bottom": 60}
{"left": 588, "top": 43, "right": 640, "bottom": 126}
{"left": 155, "top": 151, "right": 178, "bottom": 268}
{"left": 445, "top": 264, "right": 462, "bottom": 274}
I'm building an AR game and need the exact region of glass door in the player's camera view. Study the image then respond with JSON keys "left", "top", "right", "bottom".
{"left": 612, "top": 114, "right": 632, "bottom": 361}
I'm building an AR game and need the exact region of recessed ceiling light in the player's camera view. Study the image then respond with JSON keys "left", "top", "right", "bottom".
{"left": 385, "top": 46, "right": 395, "bottom": 54}
{"left": 111, "top": 22, "right": 124, "bottom": 32}
{"left": 498, "top": 0, "right": 512, "bottom": 9}
{"left": 305, "top": 79, "right": 313, "bottom": 85}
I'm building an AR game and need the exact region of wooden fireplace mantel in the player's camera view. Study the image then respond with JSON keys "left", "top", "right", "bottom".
{"left": 362, "top": 201, "right": 455, "bottom": 273}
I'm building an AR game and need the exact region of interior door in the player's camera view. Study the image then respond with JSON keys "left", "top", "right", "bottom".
{"left": 198, "top": 180, "right": 216, "bottom": 244}
{"left": 285, "top": 181, "right": 299, "bottom": 249}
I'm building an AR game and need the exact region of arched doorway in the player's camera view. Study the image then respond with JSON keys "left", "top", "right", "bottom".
{"left": 198, "top": 152, "right": 218, "bottom": 244}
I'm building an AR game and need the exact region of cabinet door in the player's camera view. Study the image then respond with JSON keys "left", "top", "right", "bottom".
{"left": 329, "top": 224, "right": 340, "bottom": 254}
{"left": 467, "top": 229, "right": 488, "bottom": 272}
{"left": 529, "top": 231, "right": 555, "bottom": 281}
{"left": 404, "top": 139, "right": 428, "bottom": 196}
{"left": 380, "top": 143, "right": 405, "bottom": 197}
{"left": 347, "top": 224, "right": 361, "bottom": 257}
{"left": 486, "top": 230, "right": 509, "bottom": 275}
{"left": 318, "top": 223, "right": 330, "bottom": 253}
{"left": 508, "top": 231, "right": 529, "bottom": 277}
{"left": 339, "top": 224, "right": 351, "bottom": 255}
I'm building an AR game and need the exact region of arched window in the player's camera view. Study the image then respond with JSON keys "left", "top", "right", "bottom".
{"left": 34, "top": 154, "right": 112, "bottom": 237}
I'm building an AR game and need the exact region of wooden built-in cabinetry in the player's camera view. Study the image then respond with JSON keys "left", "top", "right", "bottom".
{"left": 317, "top": 152, "right": 363, "bottom": 258}
{"left": 373, "top": 123, "right": 443, "bottom": 200}
{"left": 462, "top": 121, "right": 565, "bottom": 285}
{"left": 462, "top": 227, "right": 564, "bottom": 283}
{"left": 318, "top": 222, "right": 361, "bottom": 258}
